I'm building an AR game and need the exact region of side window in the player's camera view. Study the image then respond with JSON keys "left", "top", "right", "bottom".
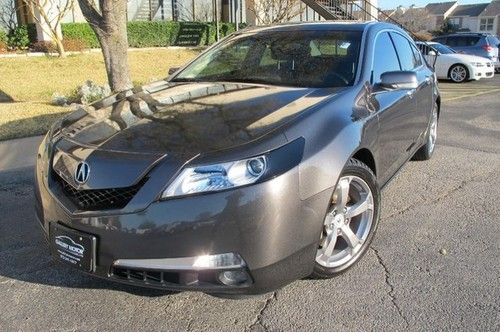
{"left": 372, "top": 32, "right": 401, "bottom": 83}
{"left": 446, "top": 36, "right": 460, "bottom": 47}
{"left": 390, "top": 33, "right": 418, "bottom": 70}
{"left": 466, "top": 36, "right": 480, "bottom": 46}
{"left": 410, "top": 43, "right": 423, "bottom": 67}
{"left": 417, "top": 43, "right": 429, "bottom": 56}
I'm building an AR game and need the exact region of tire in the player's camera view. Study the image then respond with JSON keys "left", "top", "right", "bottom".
{"left": 412, "top": 102, "right": 438, "bottom": 161}
{"left": 449, "top": 64, "right": 469, "bottom": 83}
{"left": 311, "top": 158, "right": 380, "bottom": 278}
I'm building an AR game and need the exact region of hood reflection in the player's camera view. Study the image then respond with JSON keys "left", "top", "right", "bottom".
{"left": 61, "top": 81, "right": 332, "bottom": 156}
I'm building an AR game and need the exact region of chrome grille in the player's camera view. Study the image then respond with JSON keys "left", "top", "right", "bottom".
{"left": 55, "top": 174, "right": 146, "bottom": 210}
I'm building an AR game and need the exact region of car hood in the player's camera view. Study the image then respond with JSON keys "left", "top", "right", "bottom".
{"left": 52, "top": 81, "right": 336, "bottom": 189}
{"left": 58, "top": 81, "right": 335, "bottom": 155}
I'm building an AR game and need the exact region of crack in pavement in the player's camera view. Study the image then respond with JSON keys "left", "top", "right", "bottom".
{"left": 247, "top": 291, "right": 277, "bottom": 331}
{"left": 185, "top": 317, "right": 194, "bottom": 332}
{"left": 382, "top": 169, "right": 498, "bottom": 222}
{"left": 436, "top": 142, "right": 499, "bottom": 155}
{"left": 371, "top": 247, "right": 409, "bottom": 329}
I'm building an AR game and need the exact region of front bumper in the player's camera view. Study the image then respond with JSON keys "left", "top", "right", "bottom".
{"left": 470, "top": 65, "right": 495, "bottom": 80}
{"left": 34, "top": 154, "right": 331, "bottom": 295}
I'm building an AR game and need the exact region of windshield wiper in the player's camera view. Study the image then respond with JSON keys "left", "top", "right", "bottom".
{"left": 170, "top": 78, "right": 203, "bottom": 83}
{"left": 215, "top": 78, "right": 282, "bottom": 86}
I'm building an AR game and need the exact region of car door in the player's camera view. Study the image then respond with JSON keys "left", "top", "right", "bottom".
{"left": 371, "top": 32, "right": 417, "bottom": 184}
{"left": 390, "top": 32, "right": 433, "bottom": 143}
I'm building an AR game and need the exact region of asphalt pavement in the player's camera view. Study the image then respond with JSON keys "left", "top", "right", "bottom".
{"left": 0, "top": 77, "right": 499, "bottom": 331}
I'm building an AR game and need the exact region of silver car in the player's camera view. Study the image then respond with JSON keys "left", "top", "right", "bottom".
{"left": 35, "top": 22, "right": 440, "bottom": 295}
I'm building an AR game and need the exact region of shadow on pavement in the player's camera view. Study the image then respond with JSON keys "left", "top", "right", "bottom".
{"left": 0, "top": 167, "right": 176, "bottom": 298}
{"left": 0, "top": 89, "right": 14, "bottom": 102}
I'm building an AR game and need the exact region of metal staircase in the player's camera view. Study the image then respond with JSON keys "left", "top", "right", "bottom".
{"left": 301, "top": 0, "right": 433, "bottom": 51}
{"left": 134, "top": 0, "right": 161, "bottom": 21}
{"left": 301, "top": 0, "right": 364, "bottom": 20}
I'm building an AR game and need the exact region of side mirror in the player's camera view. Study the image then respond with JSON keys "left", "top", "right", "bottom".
{"left": 379, "top": 71, "right": 418, "bottom": 90}
{"left": 168, "top": 67, "right": 180, "bottom": 75}
{"left": 428, "top": 50, "right": 437, "bottom": 56}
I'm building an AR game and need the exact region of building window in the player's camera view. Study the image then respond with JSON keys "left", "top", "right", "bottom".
{"left": 479, "top": 17, "right": 494, "bottom": 31}
{"left": 449, "top": 17, "right": 461, "bottom": 28}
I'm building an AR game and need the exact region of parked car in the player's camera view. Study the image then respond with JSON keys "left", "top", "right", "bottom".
{"left": 432, "top": 33, "right": 500, "bottom": 73}
{"left": 416, "top": 41, "right": 495, "bottom": 83}
{"left": 35, "top": 22, "right": 440, "bottom": 295}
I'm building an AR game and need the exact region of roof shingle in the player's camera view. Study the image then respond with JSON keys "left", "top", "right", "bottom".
{"left": 481, "top": 0, "right": 500, "bottom": 17}
{"left": 425, "top": 1, "right": 457, "bottom": 15}
{"left": 450, "top": 4, "right": 489, "bottom": 17}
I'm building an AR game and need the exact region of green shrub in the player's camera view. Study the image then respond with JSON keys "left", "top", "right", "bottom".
{"left": 8, "top": 25, "right": 30, "bottom": 49}
{"left": 60, "top": 21, "right": 241, "bottom": 49}
{"left": 62, "top": 23, "right": 99, "bottom": 48}
{"left": 27, "top": 23, "right": 37, "bottom": 44}
{"left": 127, "top": 21, "right": 179, "bottom": 47}
{"left": 0, "top": 29, "right": 7, "bottom": 44}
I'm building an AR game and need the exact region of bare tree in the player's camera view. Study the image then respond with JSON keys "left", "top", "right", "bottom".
{"left": 195, "top": 0, "right": 213, "bottom": 22}
{"left": 0, "top": 0, "right": 18, "bottom": 33}
{"left": 23, "top": 0, "right": 75, "bottom": 57}
{"left": 248, "top": 0, "right": 305, "bottom": 25}
{"left": 78, "top": 0, "right": 132, "bottom": 92}
{"left": 390, "top": 7, "right": 433, "bottom": 33}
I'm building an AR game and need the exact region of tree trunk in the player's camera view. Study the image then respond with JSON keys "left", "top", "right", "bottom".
{"left": 96, "top": 30, "right": 132, "bottom": 92}
{"left": 78, "top": 0, "right": 132, "bottom": 92}
{"left": 53, "top": 36, "right": 67, "bottom": 58}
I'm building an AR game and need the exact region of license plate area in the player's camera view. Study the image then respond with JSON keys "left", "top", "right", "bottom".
{"left": 49, "top": 223, "right": 96, "bottom": 272}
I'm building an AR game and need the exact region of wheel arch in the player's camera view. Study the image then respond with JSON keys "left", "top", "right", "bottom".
{"left": 435, "top": 95, "right": 441, "bottom": 119}
{"left": 351, "top": 148, "right": 377, "bottom": 177}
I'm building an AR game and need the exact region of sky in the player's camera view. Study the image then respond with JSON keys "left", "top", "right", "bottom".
{"left": 377, "top": 0, "right": 491, "bottom": 10}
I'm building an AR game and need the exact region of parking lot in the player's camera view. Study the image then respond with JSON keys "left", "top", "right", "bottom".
{"left": 0, "top": 75, "right": 499, "bottom": 331}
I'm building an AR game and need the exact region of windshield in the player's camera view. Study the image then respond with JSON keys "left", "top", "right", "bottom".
{"left": 172, "top": 30, "right": 362, "bottom": 88}
{"left": 433, "top": 43, "right": 456, "bottom": 54}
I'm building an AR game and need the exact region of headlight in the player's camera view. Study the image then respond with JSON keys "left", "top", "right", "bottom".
{"left": 471, "top": 62, "right": 484, "bottom": 67}
{"left": 162, "top": 155, "right": 267, "bottom": 198}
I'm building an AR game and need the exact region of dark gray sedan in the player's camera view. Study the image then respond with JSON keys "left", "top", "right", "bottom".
{"left": 35, "top": 22, "right": 440, "bottom": 295}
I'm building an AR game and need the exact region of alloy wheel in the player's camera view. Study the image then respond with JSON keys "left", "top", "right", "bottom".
{"left": 316, "top": 175, "right": 375, "bottom": 268}
{"left": 450, "top": 65, "right": 467, "bottom": 83}
{"left": 428, "top": 104, "right": 438, "bottom": 153}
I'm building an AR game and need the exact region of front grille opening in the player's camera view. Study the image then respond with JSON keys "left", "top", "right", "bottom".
{"left": 54, "top": 173, "right": 147, "bottom": 211}
{"left": 110, "top": 267, "right": 249, "bottom": 288}
{"left": 111, "top": 267, "right": 184, "bottom": 285}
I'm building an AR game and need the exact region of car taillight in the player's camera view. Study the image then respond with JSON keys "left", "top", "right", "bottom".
{"left": 482, "top": 45, "right": 493, "bottom": 53}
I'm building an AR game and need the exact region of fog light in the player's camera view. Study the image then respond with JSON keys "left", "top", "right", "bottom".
{"left": 218, "top": 270, "right": 250, "bottom": 286}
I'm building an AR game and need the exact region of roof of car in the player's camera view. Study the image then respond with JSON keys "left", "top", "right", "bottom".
{"left": 416, "top": 41, "right": 439, "bottom": 45}
{"left": 236, "top": 21, "right": 389, "bottom": 34}
{"left": 434, "top": 32, "right": 492, "bottom": 38}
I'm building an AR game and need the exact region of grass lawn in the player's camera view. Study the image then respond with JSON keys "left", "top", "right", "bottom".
{"left": 0, "top": 48, "right": 200, "bottom": 141}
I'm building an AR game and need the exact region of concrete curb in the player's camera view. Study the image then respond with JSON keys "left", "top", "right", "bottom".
{"left": 0, "top": 135, "right": 44, "bottom": 172}
{"left": 0, "top": 46, "right": 206, "bottom": 58}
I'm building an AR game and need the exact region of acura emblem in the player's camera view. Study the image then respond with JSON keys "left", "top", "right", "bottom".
{"left": 75, "top": 161, "right": 90, "bottom": 184}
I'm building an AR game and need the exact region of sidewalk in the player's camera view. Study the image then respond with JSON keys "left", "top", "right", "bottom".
{"left": 0, "top": 135, "right": 43, "bottom": 171}
{"left": 0, "top": 46, "right": 205, "bottom": 59}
